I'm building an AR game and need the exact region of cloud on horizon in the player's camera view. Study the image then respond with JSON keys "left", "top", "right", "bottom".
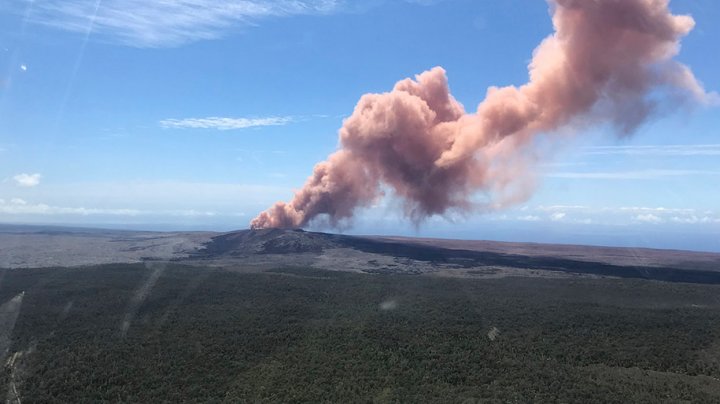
{"left": 15, "top": 0, "right": 344, "bottom": 47}
{"left": 546, "top": 169, "right": 720, "bottom": 180}
{"left": 0, "top": 180, "right": 291, "bottom": 220}
{"left": 160, "top": 116, "right": 293, "bottom": 131}
{"left": 531, "top": 205, "right": 720, "bottom": 226}
{"left": 0, "top": 197, "right": 228, "bottom": 217}
{"left": 582, "top": 144, "right": 720, "bottom": 157}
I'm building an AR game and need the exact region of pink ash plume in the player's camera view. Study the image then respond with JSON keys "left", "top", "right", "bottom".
{"left": 251, "top": 0, "right": 711, "bottom": 230}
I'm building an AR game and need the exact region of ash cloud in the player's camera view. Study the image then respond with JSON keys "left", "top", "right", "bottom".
{"left": 251, "top": 0, "right": 712, "bottom": 230}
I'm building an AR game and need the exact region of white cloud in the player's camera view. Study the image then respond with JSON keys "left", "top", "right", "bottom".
{"left": 536, "top": 205, "right": 588, "bottom": 212}
{"left": 537, "top": 205, "right": 707, "bottom": 216}
{"left": 525, "top": 205, "right": 718, "bottom": 226}
{"left": 160, "top": 116, "right": 293, "bottom": 130}
{"left": 550, "top": 212, "right": 566, "bottom": 221}
{"left": 0, "top": 198, "right": 222, "bottom": 217}
{"left": 670, "top": 216, "right": 720, "bottom": 224}
{"left": 12, "top": 173, "right": 42, "bottom": 187}
{"left": 546, "top": 169, "right": 720, "bottom": 180}
{"left": 517, "top": 215, "right": 541, "bottom": 222}
{"left": 618, "top": 206, "right": 695, "bottom": 214}
{"left": 583, "top": 144, "right": 720, "bottom": 157}
{"left": 21, "top": 0, "right": 343, "bottom": 47}
{"left": 634, "top": 213, "right": 664, "bottom": 224}
{"left": 19, "top": 64, "right": 27, "bottom": 71}
{"left": 0, "top": 181, "right": 289, "bottom": 222}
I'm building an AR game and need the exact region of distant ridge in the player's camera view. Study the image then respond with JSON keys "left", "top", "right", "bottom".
{"left": 2, "top": 224, "right": 720, "bottom": 284}
{"left": 195, "top": 229, "right": 720, "bottom": 285}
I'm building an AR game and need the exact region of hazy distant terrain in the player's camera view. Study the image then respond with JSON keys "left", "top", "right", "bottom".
{"left": 2, "top": 224, "right": 720, "bottom": 284}
{"left": 376, "top": 235, "right": 720, "bottom": 271}
{"left": 0, "top": 224, "right": 213, "bottom": 269}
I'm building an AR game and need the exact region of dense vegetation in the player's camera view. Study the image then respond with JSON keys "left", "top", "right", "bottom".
{"left": 2, "top": 263, "right": 720, "bottom": 402}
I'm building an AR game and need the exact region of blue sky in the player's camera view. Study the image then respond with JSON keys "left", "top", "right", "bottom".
{"left": 0, "top": 0, "right": 719, "bottom": 251}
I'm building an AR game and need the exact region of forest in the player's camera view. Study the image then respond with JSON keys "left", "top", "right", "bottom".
{"left": 1, "top": 263, "right": 720, "bottom": 402}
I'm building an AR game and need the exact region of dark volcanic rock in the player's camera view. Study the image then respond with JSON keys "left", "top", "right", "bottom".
{"left": 195, "top": 229, "right": 720, "bottom": 284}
{"left": 198, "top": 229, "right": 340, "bottom": 256}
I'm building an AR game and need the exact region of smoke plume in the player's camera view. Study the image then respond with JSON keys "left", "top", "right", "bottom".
{"left": 251, "top": 0, "right": 711, "bottom": 230}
